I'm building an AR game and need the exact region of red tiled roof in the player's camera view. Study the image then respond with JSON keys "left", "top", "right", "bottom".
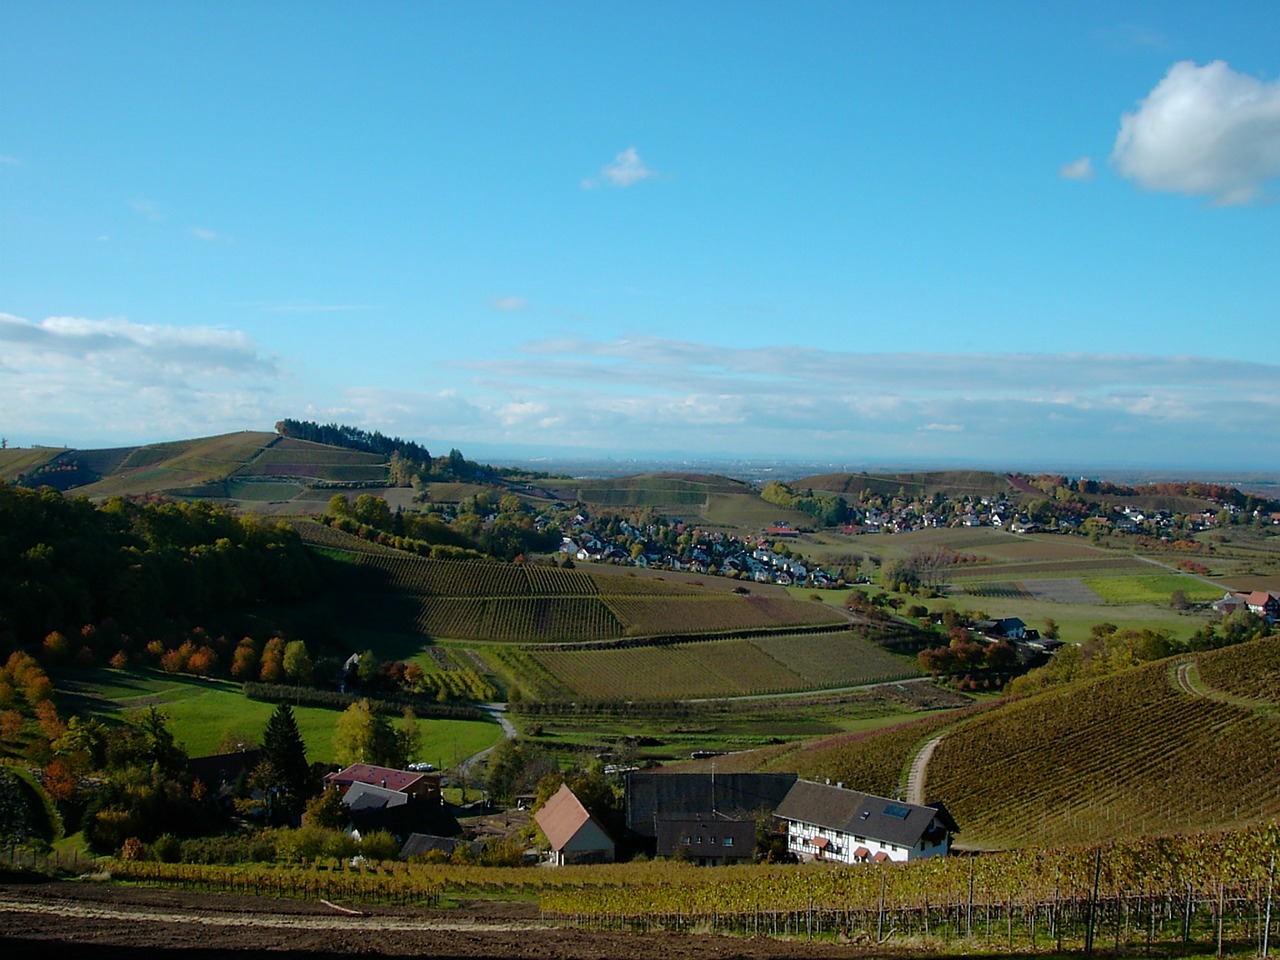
{"left": 873, "top": 851, "right": 889, "bottom": 862}
{"left": 854, "top": 846, "right": 870, "bottom": 859}
{"left": 323, "top": 763, "right": 425, "bottom": 794}
{"left": 534, "top": 784, "right": 594, "bottom": 851}
{"left": 812, "top": 836, "right": 829, "bottom": 849}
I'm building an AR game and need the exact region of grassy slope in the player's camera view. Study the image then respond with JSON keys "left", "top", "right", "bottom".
{"left": 0, "top": 446, "right": 67, "bottom": 480}
{"left": 72, "top": 432, "right": 276, "bottom": 497}
{"left": 53, "top": 668, "right": 500, "bottom": 766}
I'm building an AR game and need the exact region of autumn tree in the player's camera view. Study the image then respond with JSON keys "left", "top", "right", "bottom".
{"left": 282, "top": 640, "right": 314, "bottom": 685}
{"left": 332, "top": 699, "right": 408, "bottom": 768}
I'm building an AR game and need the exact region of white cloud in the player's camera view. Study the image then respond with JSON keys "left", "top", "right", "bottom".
{"left": 0, "top": 154, "right": 21, "bottom": 166}
{"left": 1112, "top": 60, "right": 1280, "bottom": 205}
{"left": 130, "top": 198, "right": 164, "bottom": 221}
{"left": 490, "top": 296, "right": 528, "bottom": 312}
{"left": 1059, "top": 156, "right": 1095, "bottom": 180}
{"left": 380, "top": 336, "right": 1280, "bottom": 467}
{"left": 582, "top": 147, "right": 659, "bottom": 189}
{"left": 0, "top": 312, "right": 284, "bottom": 446}
{"left": 189, "top": 227, "right": 225, "bottom": 242}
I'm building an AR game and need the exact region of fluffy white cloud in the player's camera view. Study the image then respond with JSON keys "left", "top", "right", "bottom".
{"left": 1112, "top": 60, "right": 1280, "bottom": 205}
{"left": 0, "top": 312, "right": 283, "bottom": 445}
{"left": 1059, "top": 156, "right": 1095, "bottom": 180}
{"left": 582, "top": 147, "right": 658, "bottom": 189}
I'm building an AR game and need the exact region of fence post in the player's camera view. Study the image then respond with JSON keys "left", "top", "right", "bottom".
{"left": 1085, "top": 847, "right": 1102, "bottom": 957}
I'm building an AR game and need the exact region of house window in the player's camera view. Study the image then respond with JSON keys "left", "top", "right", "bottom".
{"left": 723, "top": 836, "right": 734, "bottom": 847}
{"left": 681, "top": 836, "right": 691, "bottom": 845}
{"left": 695, "top": 836, "right": 702, "bottom": 844}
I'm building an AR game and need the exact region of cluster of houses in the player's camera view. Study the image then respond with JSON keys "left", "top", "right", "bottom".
{"left": 1212, "top": 590, "right": 1280, "bottom": 623}
{"left": 559, "top": 522, "right": 840, "bottom": 588}
{"left": 536, "top": 772, "right": 957, "bottom": 867}
{"left": 203, "top": 759, "right": 959, "bottom": 869}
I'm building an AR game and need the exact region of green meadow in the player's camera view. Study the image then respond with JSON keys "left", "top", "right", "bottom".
{"left": 53, "top": 668, "right": 501, "bottom": 767}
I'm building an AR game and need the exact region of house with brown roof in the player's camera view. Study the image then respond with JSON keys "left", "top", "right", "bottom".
{"left": 534, "top": 783, "right": 615, "bottom": 866}
{"left": 322, "top": 763, "right": 441, "bottom": 804}
{"left": 1241, "top": 590, "right": 1280, "bottom": 623}
{"left": 774, "top": 780, "right": 957, "bottom": 864}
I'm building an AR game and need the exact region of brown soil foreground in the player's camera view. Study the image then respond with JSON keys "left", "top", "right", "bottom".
{"left": 0, "top": 879, "right": 891, "bottom": 960}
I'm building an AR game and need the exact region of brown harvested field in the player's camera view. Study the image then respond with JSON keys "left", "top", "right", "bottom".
{"left": 974, "top": 537, "right": 1112, "bottom": 561}
{"left": 0, "top": 881, "right": 862, "bottom": 960}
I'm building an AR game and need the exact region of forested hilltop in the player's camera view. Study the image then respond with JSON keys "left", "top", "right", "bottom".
{"left": 0, "top": 484, "right": 319, "bottom": 661}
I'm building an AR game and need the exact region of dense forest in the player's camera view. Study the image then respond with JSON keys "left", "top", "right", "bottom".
{"left": 0, "top": 484, "right": 319, "bottom": 659}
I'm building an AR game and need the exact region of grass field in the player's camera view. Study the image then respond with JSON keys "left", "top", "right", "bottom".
{"left": 1083, "top": 574, "right": 1225, "bottom": 605}
{"left": 52, "top": 668, "right": 501, "bottom": 767}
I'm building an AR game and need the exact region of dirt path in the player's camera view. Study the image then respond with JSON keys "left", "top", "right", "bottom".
{"left": 904, "top": 735, "right": 944, "bottom": 805}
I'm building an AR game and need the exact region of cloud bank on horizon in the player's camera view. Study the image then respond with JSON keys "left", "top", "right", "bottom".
{"left": 3, "top": 310, "right": 1276, "bottom": 471}
{"left": 1, "top": 6, "right": 1277, "bottom": 472}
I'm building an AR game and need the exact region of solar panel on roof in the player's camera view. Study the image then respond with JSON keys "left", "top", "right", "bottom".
{"left": 883, "top": 803, "right": 912, "bottom": 819}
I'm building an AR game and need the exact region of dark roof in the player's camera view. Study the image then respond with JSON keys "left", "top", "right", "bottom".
{"left": 625, "top": 772, "right": 797, "bottom": 838}
{"left": 344, "top": 791, "right": 459, "bottom": 840}
{"left": 774, "top": 780, "right": 958, "bottom": 848}
{"left": 399, "top": 833, "right": 483, "bottom": 860}
{"left": 343, "top": 782, "right": 409, "bottom": 813}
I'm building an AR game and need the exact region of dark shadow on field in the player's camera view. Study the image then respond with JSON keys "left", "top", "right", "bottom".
{"left": 52, "top": 668, "right": 242, "bottom": 717}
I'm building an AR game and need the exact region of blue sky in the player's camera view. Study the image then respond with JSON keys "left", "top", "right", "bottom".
{"left": 3, "top": 2, "right": 1279, "bottom": 472}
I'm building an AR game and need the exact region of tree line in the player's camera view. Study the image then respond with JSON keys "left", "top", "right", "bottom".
{"left": 0, "top": 484, "right": 320, "bottom": 659}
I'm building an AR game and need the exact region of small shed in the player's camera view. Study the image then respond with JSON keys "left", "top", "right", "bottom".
{"left": 534, "top": 784, "right": 615, "bottom": 866}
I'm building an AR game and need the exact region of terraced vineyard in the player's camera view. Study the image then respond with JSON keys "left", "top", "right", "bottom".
{"left": 923, "top": 636, "right": 1280, "bottom": 849}
{"left": 528, "top": 629, "right": 917, "bottom": 699}
{"left": 235, "top": 437, "right": 388, "bottom": 481}
{"left": 782, "top": 703, "right": 992, "bottom": 798}
{"left": 342, "top": 552, "right": 845, "bottom": 644}
{"left": 1194, "top": 633, "right": 1280, "bottom": 703}
{"left": 602, "top": 594, "right": 846, "bottom": 635}
{"left": 416, "top": 596, "right": 623, "bottom": 642}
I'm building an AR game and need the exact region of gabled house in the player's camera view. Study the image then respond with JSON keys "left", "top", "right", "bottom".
{"left": 1241, "top": 590, "right": 1280, "bottom": 622}
{"left": 336, "top": 778, "right": 458, "bottom": 843}
{"left": 774, "top": 780, "right": 957, "bottom": 864}
{"left": 657, "top": 816, "right": 756, "bottom": 865}
{"left": 534, "top": 783, "right": 615, "bottom": 866}
{"left": 974, "top": 617, "right": 1026, "bottom": 641}
{"left": 323, "top": 763, "right": 442, "bottom": 804}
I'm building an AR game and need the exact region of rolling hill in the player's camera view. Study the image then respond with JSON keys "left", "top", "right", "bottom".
{"left": 768, "top": 633, "right": 1280, "bottom": 850}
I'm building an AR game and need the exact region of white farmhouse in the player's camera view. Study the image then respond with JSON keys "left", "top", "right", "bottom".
{"left": 774, "top": 780, "right": 957, "bottom": 864}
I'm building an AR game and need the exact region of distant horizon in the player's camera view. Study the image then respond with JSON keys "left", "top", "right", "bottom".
{"left": 5, "top": 425, "right": 1278, "bottom": 495}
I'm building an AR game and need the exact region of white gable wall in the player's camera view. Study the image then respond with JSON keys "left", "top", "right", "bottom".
{"left": 783, "top": 818, "right": 950, "bottom": 864}
{"left": 553, "top": 818, "right": 615, "bottom": 865}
